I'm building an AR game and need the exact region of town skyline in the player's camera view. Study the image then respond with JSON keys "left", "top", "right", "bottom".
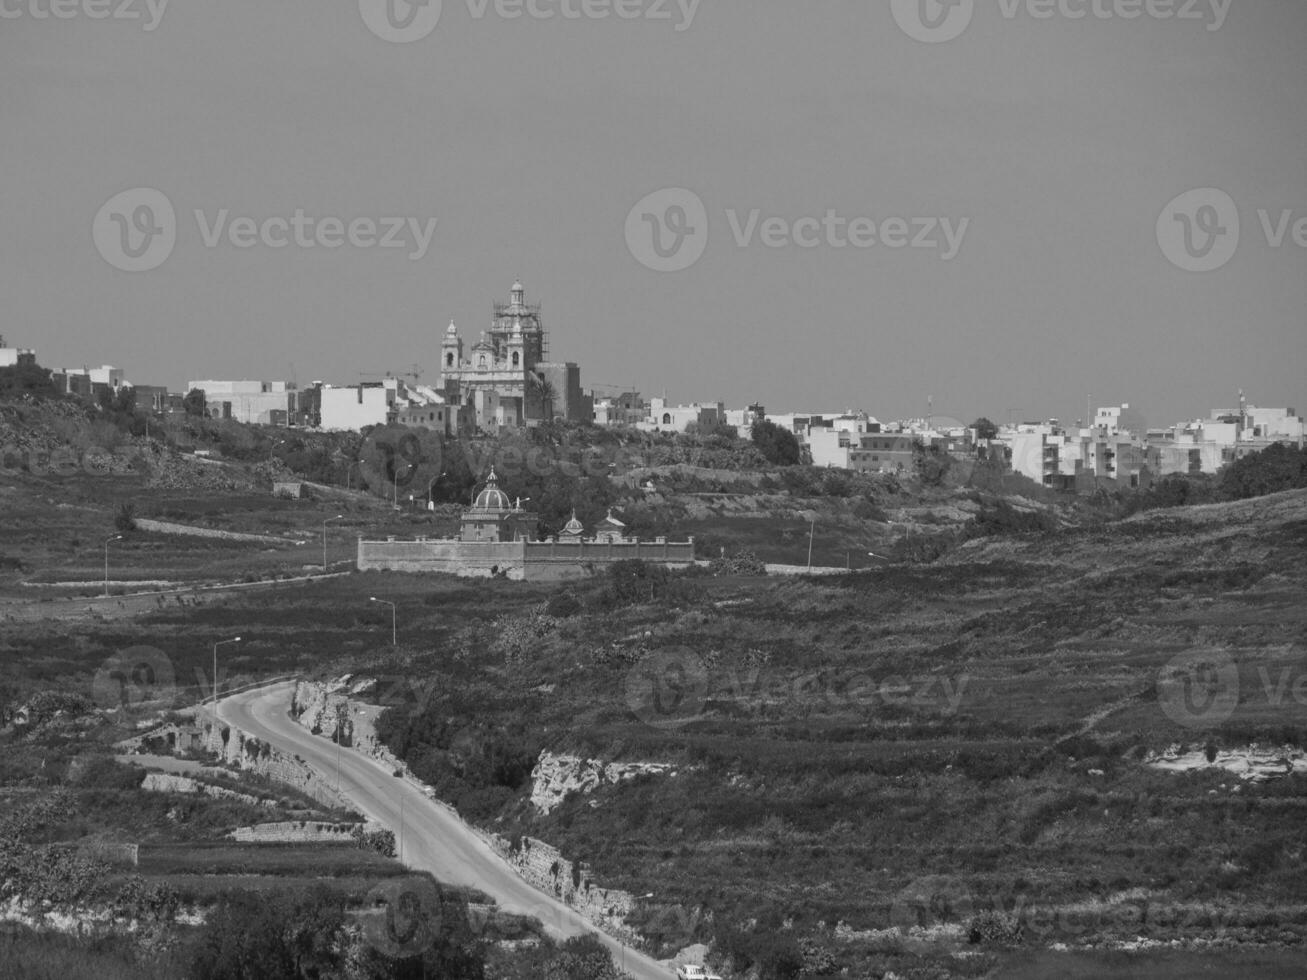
{"left": 5, "top": 2, "right": 1305, "bottom": 432}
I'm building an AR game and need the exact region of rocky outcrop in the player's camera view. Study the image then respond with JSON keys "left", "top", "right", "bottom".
{"left": 119, "top": 712, "right": 351, "bottom": 811}
{"left": 480, "top": 833, "right": 638, "bottom": 939}
{"left": 291, "top": 677, "right": 404, "bottom": 770}
{"left": 529, "top": 751, "right": 675, "bottom": 815}
{"left": 1146, "top": 744, "right": 1307, "bottom": 782}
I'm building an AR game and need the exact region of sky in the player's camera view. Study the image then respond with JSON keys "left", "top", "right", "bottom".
{"left": 2, "top": 0, "right": 1304, "bottom": 428}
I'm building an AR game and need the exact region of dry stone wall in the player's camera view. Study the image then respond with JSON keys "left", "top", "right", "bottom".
{"left": 229, "top": 821, "right": 361, "bottom": 844}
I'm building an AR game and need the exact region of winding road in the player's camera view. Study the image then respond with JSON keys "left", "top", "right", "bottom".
{"left": 216, "top": 682, "right": 672, "bottom": 980}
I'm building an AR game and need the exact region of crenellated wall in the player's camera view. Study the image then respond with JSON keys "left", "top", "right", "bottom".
{"left": 356, "top": 536, "right": 695, "bottom": 580}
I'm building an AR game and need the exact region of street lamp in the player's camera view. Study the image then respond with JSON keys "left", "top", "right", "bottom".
{"left": 323, "top": 514, "right": 344, "bottom": 572}
{"left": 370, "top": 597, "right": 397, "bottom": 647}
{"left": 103, "top": 533, "right": 122, "bottom": 596}
{"left": 212, "top": 636, "right": 241, "bottom": 709}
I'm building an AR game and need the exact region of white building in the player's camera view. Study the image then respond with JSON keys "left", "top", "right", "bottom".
{"left": 808, "top": 422, "right": 916, "bottom": 473}
{"left": 319, "top": 380, "right": 402, "bottom": 432}
{"left": 639, "top": 398, "right": 726, "bottom": 433}
{"left": 187, "top": 380, "right": 297, "bottom": 424}
{"left": 64, "top": 365, "right": 126, "bottom": 389}
{"left": 1092, "top": 403, "right": 1147, "bottom": 437}
{"left": 0, "top": 338, "right": 36, "bottom": 368}
{"left": 1146, "top": 395, "right": 1303, "bottom": 476}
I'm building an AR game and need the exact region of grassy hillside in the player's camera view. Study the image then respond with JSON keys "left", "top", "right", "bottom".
{"left": 369, "top": 490, "right": 1307, "bottom": 977}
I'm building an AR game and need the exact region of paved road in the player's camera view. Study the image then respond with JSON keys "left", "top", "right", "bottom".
{"left": 216, "top": 682, "right": 673, "bottom": 980}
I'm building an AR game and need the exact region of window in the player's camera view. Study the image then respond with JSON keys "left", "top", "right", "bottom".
{"left": 512, "top": 352, "right": 520, "bottom": 367}
{"left": 446, "top": 353, "right": 454, "bottom": 367}
{"left": 663, "top": 413, "right": 672, "bottom": 425}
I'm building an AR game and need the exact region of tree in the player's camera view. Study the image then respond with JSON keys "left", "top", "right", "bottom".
{"left": 912, "top": 441, "right": 953, "bottom": 487}
{"left": 972, "top": 417, "right": 998, "bottom": 441}
{"left": 1218, "top": 443, "right": 1307, "bottom": 501}
{"left": 114, "top": 502, "right": 138, "bottom": 534}
{"left": 190, "top": 887, "right": 347, "bottom": 980}
{"left": 183, "top": 387, "right": 208, "bottom": 417}
{"left": 751, "top": 419, "right": 801, "bottom": 466}
{"left": 0, "top": 361, "right": 56, "bottom": 400}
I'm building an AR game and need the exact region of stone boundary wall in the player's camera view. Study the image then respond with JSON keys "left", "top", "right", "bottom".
{"left": 229, "top": 821, "right": 361, "bottom": 844}
{"left": 356, "top": 537, "right": 696, "bottom": 580}
{"left": 75, "top": 841, "right": 139, "bottom": 868}
{"left": 141, "top": 771, "right": 276, "bottom": 808}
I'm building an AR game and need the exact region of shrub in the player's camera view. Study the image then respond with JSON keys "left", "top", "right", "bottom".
{"left": 708, "top": 550, "right": 767, "bottom": 576}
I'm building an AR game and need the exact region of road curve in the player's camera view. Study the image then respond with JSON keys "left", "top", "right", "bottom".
{"left": 216, "top": 682, "right": 673, "bottom": 980}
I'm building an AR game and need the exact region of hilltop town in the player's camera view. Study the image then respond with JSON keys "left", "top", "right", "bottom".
{"left": 6, "top": 279, "right": 1303, "bottom": 495}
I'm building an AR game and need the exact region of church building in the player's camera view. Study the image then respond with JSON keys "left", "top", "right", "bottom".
{"left": 440, "top": 280, "right": 591, "bottom": 431}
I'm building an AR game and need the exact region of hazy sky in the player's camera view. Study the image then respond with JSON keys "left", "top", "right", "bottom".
{"left": 3, "top": 0, "right": 1304, "bottom": 427}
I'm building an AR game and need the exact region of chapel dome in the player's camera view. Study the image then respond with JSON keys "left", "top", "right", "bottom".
{"left": 474, "top": 469, "right": 511, "bottom": 512}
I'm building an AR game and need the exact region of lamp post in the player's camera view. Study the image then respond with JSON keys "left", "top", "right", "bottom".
{"left": 212, "top": 636, "right": 241, "bottom": 710}
{"left": 323, "top": 514, "right": 343, "bottom": 572}
{"left": 370, "top": 597, "right": 397, "bottom": 647}
{"left": 103, "top": 533, "right": 122, "bottom": 597}
{"left": 806, "top": 515, "right": 816, "bottom": 570}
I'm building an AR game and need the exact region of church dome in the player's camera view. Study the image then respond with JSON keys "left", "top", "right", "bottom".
{"left": 474, "top": 468, "right": 511, "bottom": 512}
{"left": 446, "top": 319, "right": 459, "bottom": 335}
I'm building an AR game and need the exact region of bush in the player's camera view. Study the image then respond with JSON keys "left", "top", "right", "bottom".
{"left": 969, "top": 911, "right": 1024, "bottom": 946}
{"left": 708, "top": 550, "right": 767, "bottom": 576}
{"left": 751, "top": 419, "right": 802, "bottom": 466}
{"left": 1219, "top": 443, "right": 1307, "bottom": 500}
{"left": 544, "top": 591, "right": 582, "bottom": 618}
